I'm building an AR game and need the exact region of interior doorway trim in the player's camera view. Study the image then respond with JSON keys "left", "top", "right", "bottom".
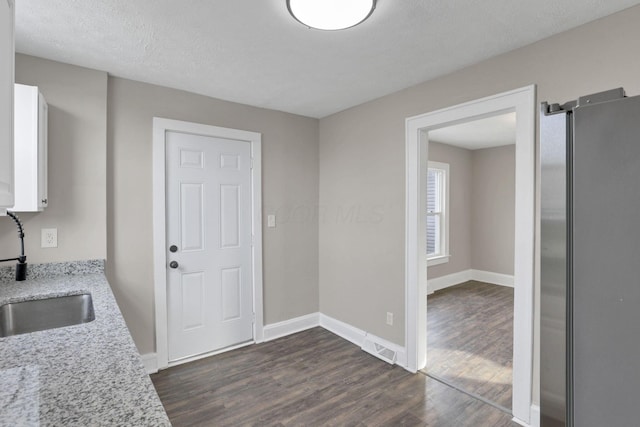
{"left": 152, "top": 117, "right": 264, "bottom": 370}
{"left": 404, "top": 85, "right": 536, "bottom": 424}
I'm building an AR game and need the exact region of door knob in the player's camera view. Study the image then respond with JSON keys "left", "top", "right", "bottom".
{"left": 169, "top": 245, "right": 178, "bottom": 253}
{"left": 169, "top": 261, "right": 179, "bottom": 269}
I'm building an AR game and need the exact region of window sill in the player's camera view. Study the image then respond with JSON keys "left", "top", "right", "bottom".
{"left": 427, "top": 255, "right": 450, "bottom": 267}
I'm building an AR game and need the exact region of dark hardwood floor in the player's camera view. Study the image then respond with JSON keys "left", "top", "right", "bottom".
{"left": 151, "top": 327, "right": 517, "bottom": 426}
{"left": 425, "top": 281, "right": 514, "bottom": 410}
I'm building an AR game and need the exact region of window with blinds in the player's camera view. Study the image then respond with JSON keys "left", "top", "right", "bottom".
{"left": 427, "top": 161, "right": 449, "bottom": 265}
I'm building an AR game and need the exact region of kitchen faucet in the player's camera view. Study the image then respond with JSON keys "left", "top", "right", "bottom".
{"left": 0, "top": 211, "right": 27, "bottom": 281}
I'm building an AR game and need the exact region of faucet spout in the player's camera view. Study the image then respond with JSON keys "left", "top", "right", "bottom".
{"left": 1, "top": 211, "right": 28, "bottom": 281}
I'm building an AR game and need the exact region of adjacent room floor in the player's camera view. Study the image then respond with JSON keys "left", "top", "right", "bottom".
{"left": 425, "top": 280, "right": 514, "bottom": 411}
{"left": 151, "top": 327, "right": 517, "bottom": 426}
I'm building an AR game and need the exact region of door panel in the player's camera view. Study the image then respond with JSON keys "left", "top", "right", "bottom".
{"left": 221, "top": 267, "right": 242, "bottom": 321}
{"left": 166, "top": 130, "right": 253, "bottom": 362}
{"left": 220, "top": 184, "right": 241, "bottom": 248}
{"left": 181, "top": 271, "right": 205, "bottom": 330}
{"left": 180, "top": 183, "right": 204, "bottom": 251}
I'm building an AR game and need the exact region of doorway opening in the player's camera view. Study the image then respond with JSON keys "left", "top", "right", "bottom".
{"left": 152, "top": 118, "right": 264, "bottom": 370}
{"left": 424, "top": 114, "right": 516, "bottom": 412}
{"left": 405, "top": 86, "right": 535, "bottom": 425}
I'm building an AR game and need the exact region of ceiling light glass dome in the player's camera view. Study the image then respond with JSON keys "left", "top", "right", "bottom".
{"left": 287, "top": 0, "right": 376, "bottom": 31}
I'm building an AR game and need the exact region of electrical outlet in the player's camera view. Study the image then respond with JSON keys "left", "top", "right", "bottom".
{"left": 386, "top": 312, "right": 393, "bottom": 326}
{"left": 41, "top": 228, "right": 58, "bottom": 248}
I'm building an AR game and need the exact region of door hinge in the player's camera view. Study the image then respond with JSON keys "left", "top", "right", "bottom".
{"left": 250, "top": 158, "right": 254, "bottom": 169}
{"left": 251, "top": 234, "right": 255, "bottom": 246}
{"left": 252, "top": 313, "right": 256, "bottom": 324}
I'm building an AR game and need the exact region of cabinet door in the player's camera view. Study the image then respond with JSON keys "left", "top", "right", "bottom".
{"left": 0, "top": 0, "right": 15, "bottom": 213}
{"left": 13, "top": 84, "right": 48, "bottom": 212}
{"left": 37, "top": 92, "right": 48, "bottom": 208}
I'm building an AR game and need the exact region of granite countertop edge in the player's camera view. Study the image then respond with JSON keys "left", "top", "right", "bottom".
{"left": 0, "top": 260, "right": 171, "bottom": 426}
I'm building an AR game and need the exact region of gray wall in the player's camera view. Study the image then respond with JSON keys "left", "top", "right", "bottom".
{"left": 471, "top": 145, "right": 515, "bottom": 275}
{"left": 319, "top": 5, "right": 640, "bottom": 405}
{"left": 107, "top": 77, "right": 319, "bottom": 354}
{"left": 0, "top": 55, "right": 107, "bottom": 264}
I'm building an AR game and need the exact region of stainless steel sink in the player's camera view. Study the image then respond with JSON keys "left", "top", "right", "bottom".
{"left": 0, "top": 293, "right": 95, "bottom": 337}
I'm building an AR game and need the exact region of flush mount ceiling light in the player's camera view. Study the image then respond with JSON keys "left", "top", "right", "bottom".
{"left": 287, "top": 0, "right": 376, "bottom": 31}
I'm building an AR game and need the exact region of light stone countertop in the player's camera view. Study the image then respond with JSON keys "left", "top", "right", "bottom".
{"left": 0, "top": 261, "right": 171, "bottom": 426}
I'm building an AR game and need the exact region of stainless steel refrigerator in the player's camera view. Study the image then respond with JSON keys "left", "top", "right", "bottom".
{"left": 541, "top": 88, "right": 640, "bottom": 427}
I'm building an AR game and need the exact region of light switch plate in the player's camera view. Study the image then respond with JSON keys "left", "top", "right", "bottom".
{"left": 41, "top": 228, "right": 57, "bottom": 248}
{"left": 267, "top": 214, "right": 276, "bottom": 228}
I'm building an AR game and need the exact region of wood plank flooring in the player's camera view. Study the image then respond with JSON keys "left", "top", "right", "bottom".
{"left": 151, "top": 327, "right": 517, "bottom": 426}
{"left": 426, "top": 281, "right": 514, "bottom": 410}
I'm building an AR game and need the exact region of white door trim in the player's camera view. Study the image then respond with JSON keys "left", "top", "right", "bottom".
{"left": 152, "top": 117, "right": 263, "bottom": 370}
{"left": 404, "top": 85, "right": 536, "bottom": 424}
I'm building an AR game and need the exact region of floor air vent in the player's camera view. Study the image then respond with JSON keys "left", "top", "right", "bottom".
{"left": 361, "top": 335, "right": 397, "bottom": 365}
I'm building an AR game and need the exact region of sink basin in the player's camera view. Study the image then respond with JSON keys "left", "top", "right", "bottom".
{"left": 0, "top": 293, "right": 95, "bottom": 337}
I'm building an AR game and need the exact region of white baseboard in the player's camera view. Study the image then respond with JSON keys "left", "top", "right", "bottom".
{"left": 147, "top": 313, "right": 405, "bottom": 375}
{"left": 428, "top": 269, "right": 472, "bottom": 293}
{"left": 140, "top": 353, "right": 158, "bottom": 374}
{"left": 319, "top": 313, "right": 408, "bottom": 369}
{"left": 263, "top": 312, "right": 320, "bottom": 342}
{"left": 512, "top": 404, "right": 540, "bottom": 427}
{"left": 319, "top": 313, "right": 366, "bottom": 347}
{"left": 470, "top": 269, "right": 514, "bottom": 287}
{"left": 530, "top": 404, "right": 540, "bottom": 427}
{"left": 361, "top": 332, "right": 408, "bottom": 367}
{"left": 428, "top": 268, "right": 514, "bottom": 293}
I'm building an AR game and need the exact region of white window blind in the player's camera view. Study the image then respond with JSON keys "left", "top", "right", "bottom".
{"left": 427, "top": 161, "right": 449, "bottom": 264}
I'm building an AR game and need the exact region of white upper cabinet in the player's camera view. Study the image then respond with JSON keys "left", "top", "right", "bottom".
{"left": 13, "top": 84, "right": 48, "bottom": 212}
{"left": 0, "top": 0, "right": 15, "bottom": 215}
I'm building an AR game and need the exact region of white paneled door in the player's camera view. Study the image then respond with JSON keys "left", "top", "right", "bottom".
{"left": 166, "top": 130, "right": 253, "bottom": 362}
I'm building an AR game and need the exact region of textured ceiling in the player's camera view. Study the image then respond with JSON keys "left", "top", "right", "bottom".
{"left": 14, "top": 0, "right": 640, "bottom": 118}
{"left": 429, "top": 112, "right": 516, "bottom": 150}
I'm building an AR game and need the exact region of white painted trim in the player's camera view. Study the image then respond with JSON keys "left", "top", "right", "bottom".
{"left": 512, "top": 416, "right": 529, "bottom": 427}
{"left": 251, "top": 138, "right": 264, "bottom": 344}
{"left": 319, "top": 313, "right": 366, "bottom": 347}
{"left": 319, "top": 314, "right": 408, "bottom": 369}
{"left": 152, "top": 119, "right": 169, "bottom": 369}
{"left": 530, "top": 404, "right": 541, "bottom": 427}
{"left": 140, "top": 353, "right": 158, "bottom": 374}
{"left": 361, "top": 332, "right": 408, "bottom": 367}
{"left": 427, "top": 269, "right": 472, "bottom": 294}
{"left": 470, "top": 269, "right": 514, "bottom": 288}
{"left": 427, "top": 269, "right": 514, "bottom": 293}
{"left": 148, "top": 311, "right": 409, "bottom": 372}
{"left": 404, "top": 124, "right": 428, "bottom": 375}
{"left": 512, "top": 404, "right": 539, "bottom": 427}
{"left": 263, "top": 312, "right": 320, "bottom": 342}
{"left": 405, "top": 85, "right": 536, "bottom": 423}
{"left": 152, "top": 117, "right": 263, "bottom": 370}
{"left": 426, "top": 254, "right": 450, "bottom": 267}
